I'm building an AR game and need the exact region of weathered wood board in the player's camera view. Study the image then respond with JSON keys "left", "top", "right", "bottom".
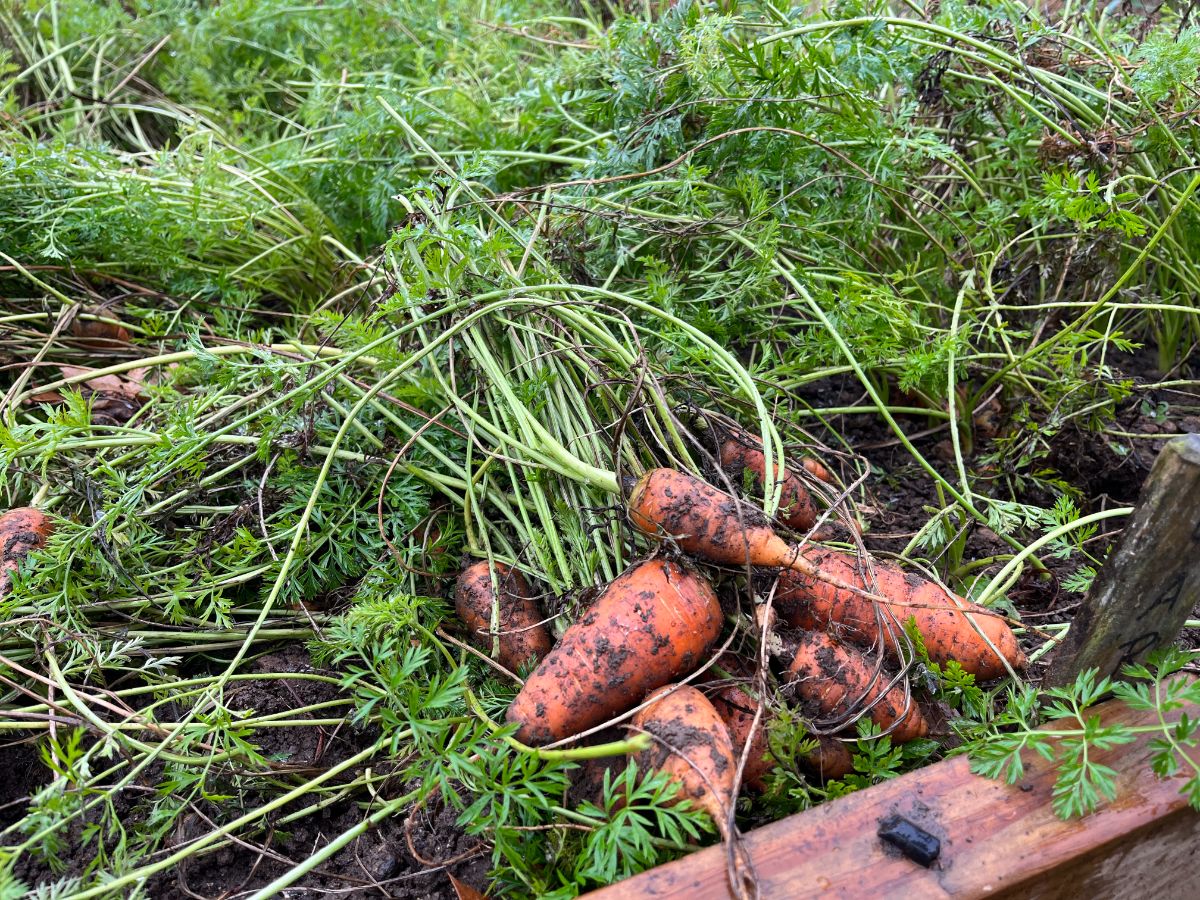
{"left": 1047, "top": 433, "right": 1200, "bottom": 686}
{"left": 589, "top": 694, "right": 1200, "bottom": 899}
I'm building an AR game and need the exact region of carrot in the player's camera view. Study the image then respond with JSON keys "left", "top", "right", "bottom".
{"left": 506, "top": 559, "right": 722, "bottom": 745}
{"left": 718, "top": 436, "right": 817, "bottom": 531}
{"left": 630, "top": 685, "right": 736, "bottom": 835}
{"left": 454, "top": 561, "right": 552, "bottom": 674}
{"left": 801, "top": 457, "right": 834, "bottom": 484}
{"left": 775, "top": 548, "right": 1025, "bottom": 680}
{"left": 803, "top": 733, "right": 854, "bottom": 780}
{"left": 628, "top": 467, "right": 861, "bottom": 574}
{"left": 710, "top": 684, "right": 853, "bottom": 788}
{"left": 627, "top": 468, "right": 804, "bottom": 569}
{"left": 628, "top": 470, "right": 984, "bottom": 659}
{"left": 710, "top": 684, "right": 774, "bottom": 791}
{"left": 785, "top": 630, "right": 927, "bottom": 742}
{"left": 0, "top": 508, "right": 53, "bottom": 596}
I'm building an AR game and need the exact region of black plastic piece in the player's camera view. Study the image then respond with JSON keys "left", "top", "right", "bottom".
{"left": 877, "top": 814, "right": 940, "bottom": 867}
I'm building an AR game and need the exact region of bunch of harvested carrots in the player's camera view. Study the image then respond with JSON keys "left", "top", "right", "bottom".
{"left": 0, "top": 421, "right": 1025, "bottom": 839}
{"left": 451, "top": 424, "right": 1026, "bottom": 835}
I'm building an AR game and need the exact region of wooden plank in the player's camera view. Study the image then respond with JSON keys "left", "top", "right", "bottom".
{"left": 589, "top": 695, "right": 1200, "bottom": 900}
{"left": 1046, "top": 433, "right": 1200, "bottom": 687}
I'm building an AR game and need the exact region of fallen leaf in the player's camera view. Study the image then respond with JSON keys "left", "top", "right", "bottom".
{"left": 46, "top": 365, "right": 148, "bottom": 425}
{"left": 62, "top": 365, "right": 151, "bottom": 396}
{"left": 68, "top": 315, "right": 131, "bottom": 346}
{"left": 448, "top": 875, "right": 489, "bottom": 900}
{"left": 973, "top": 395, "right": 1004, "bottom": 440}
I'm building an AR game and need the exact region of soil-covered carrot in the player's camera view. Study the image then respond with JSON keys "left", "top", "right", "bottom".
{"left": 785, "top": 630, "right": 927, "bottom": 742}
{"left": 802, "top": 732, "right": 854, "bottom": 780}
{"left": 628, "top": 468, "right": 803, "bottom": 569}
{"left": 506, "top": 559, "right": 722, "bottom": 745}
{"left": 708, "top": 683, "right": 774, "bottom": 792}
{"left": 630, "top": 685, "right": 736, "bottom": 834}
{"left": 719, "top": 435, "right": 817, "bottom": 531}
{"left": 628, "top": 469, "right": 931, "bottom": 615}
{"left": 710, "top": 684, "right": 853, "bottom": 788}
{"left": 775, "top": 549, "right": 1024, "bottom": 680}
{"left": 454, "top": 561, "right": 552, "bottom": 674}
{"left": 0, "top": 508, "right": 53, "bottom": 596}
{"left": 628, "top": 467, "right": 856, "bottom": 569}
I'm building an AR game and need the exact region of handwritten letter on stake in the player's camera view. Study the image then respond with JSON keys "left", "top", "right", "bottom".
{"left": 1046, "top": 434, "right": 1200, "bottom": 687}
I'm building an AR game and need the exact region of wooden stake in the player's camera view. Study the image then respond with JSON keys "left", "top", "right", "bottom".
{"left": 1045, "top": 434, "right": 1200, "bottom": 688}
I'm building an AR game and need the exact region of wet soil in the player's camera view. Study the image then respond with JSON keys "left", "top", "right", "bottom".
{"left": 8, "top": 647, "right": 488, "bottom": 900}
{"left": 791, "top": 347, "right": 1200, "bottom": 668}
{"left": 149, "top": 795, "right": 489, "bottom": 900}
{"left": 0, "top": 736, "right": 48, "bottom": 832}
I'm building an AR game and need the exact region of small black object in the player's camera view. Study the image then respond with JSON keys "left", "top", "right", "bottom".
{"left": 877, "top": 814, "right": 940, "bottom": 867}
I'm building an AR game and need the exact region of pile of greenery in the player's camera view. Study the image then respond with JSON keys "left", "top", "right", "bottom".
{"left": 1, "top": 0, "right": 1198, "bottom": 896}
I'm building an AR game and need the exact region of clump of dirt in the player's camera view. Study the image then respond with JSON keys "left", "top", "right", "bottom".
{"left": 156, "top": 797, "right": 488, "bottom": 900}
{"left": 225, "top": 646, "right": 354, "bottom": 767}
{"left": 0, "top": 737, "right": 48, "bottom": 831}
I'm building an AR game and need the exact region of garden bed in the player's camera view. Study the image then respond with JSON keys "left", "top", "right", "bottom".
{"left": 3, "top": 1, "right": 1200, "bottom": 898}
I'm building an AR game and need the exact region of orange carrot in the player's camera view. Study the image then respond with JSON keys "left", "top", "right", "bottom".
{"left": 454, "top": 561, "right": 552, "bottom": 674}
{"left": 627, "top": 470, "right": 985, "bottom": 661}
{"left": 0, "top": 508, "right": 53, "bottom": 596}
{"left": 627, "top": 468, "right": 803, "bottom": 569}
{"left": 801, "top": 457, "right": 834, "bottom": 484}
{"left": 627, "top": 467, "right": 861, "bottom": 578}
{"left": 709, "top": 683, "right": 774, "bottom": 792}
{"left": 506, "top": 559, "right": 722, "bottom": 745}
{"left": 785, "top": 630, "right": 927, "bottom": 742}
{"left": 775, "top": 549, "right": 1025, "bottom": 680}
{"left": 710, "top": 684, "right": 853, "bottom": 788}
{"left": 631, "top": 685, "right": 736, "bottom": 835}
{"left": 718, "top": 436, "right": 817, "bottom": 531}
{"left": 802, "top": 733, "right": 854, "bottom": 780}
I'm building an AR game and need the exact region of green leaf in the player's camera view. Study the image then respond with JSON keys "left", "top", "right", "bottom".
{"left": 1132, "top": 27, "right": 1200, "bottom": 102}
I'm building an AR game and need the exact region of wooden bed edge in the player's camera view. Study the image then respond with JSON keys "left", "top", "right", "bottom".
{"left": 587, "top": 690, "right": 1200, "bottom": 899}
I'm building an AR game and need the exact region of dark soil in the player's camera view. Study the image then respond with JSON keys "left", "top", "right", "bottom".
{"left": 151, "top": 794, "right": 489, "bottom": 900}
{"left": 0, "top": 736, "right": 49, "bottom": 831}
{"left": 791, "top": 348, "right": 1200, "bottom": 667}
{"left": 8, "top": 646, "right": 488, "bottom": 900}
{"left": 223, "top": 647, "right": 356, "bottom": 768}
